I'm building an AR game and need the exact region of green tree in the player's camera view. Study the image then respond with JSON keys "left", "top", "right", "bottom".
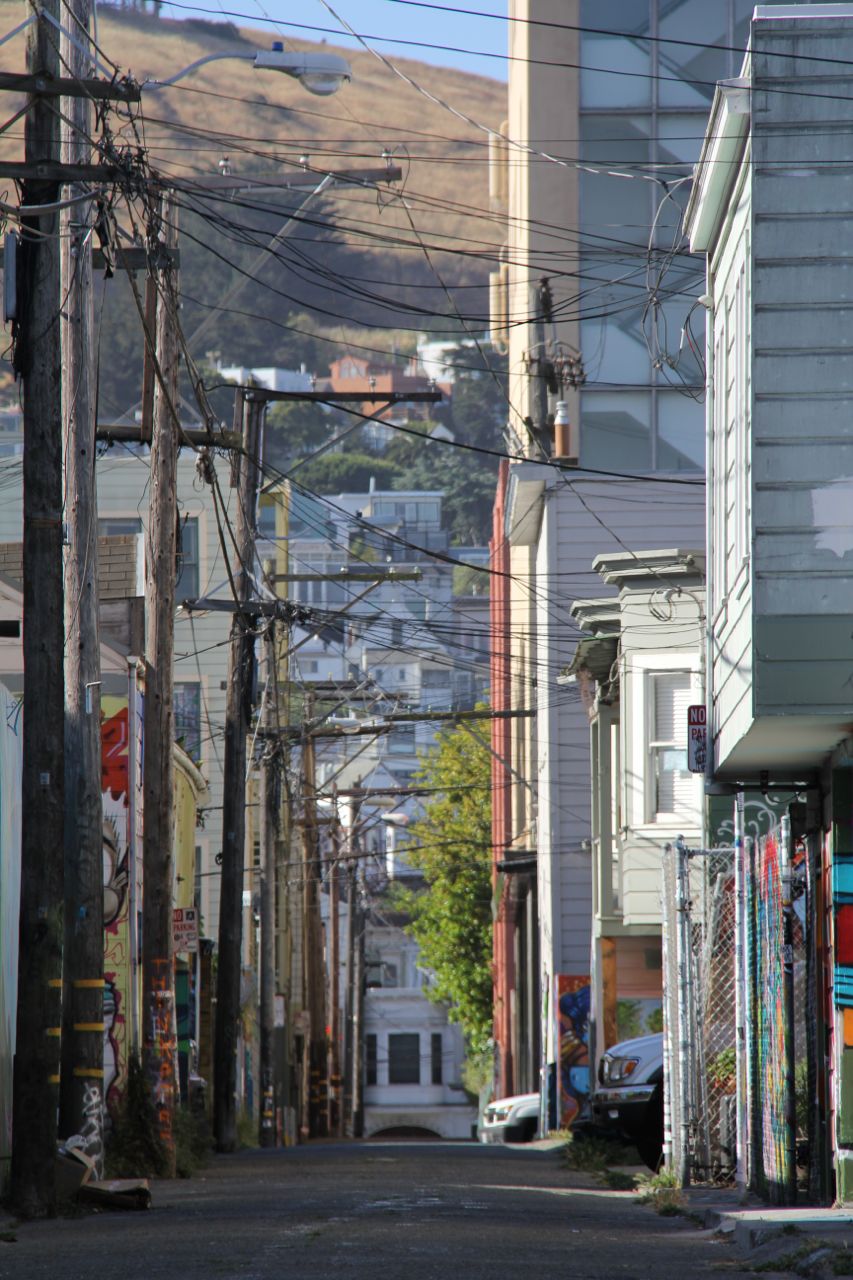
{"left": 296, "top": 451, "right": 400, "bottom": 494}
{"left": 395, "top": 716, "right": 493, "bottom": 1053}
{"left": 265, "top": 400, "right": 346, "bottom": 469}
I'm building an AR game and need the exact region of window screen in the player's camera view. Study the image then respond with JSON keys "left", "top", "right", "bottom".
{"left": 649, "top": 671, "right": 692, "bottom": 816}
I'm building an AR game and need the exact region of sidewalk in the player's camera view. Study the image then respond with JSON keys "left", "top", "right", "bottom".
{"left": 680, "top": 1186, "right": 853, "bottom": 1274}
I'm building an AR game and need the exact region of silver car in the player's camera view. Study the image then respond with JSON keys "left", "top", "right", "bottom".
{"left": 479, "top": 1091, "right": 540, "bottom": 1144}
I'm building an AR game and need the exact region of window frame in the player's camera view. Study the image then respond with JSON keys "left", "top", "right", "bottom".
{"left": 627, "top": 652, "right": 702, "bottom": 831}
{"left": 388, "top": 1032, "right": 420, "bottom": 1085}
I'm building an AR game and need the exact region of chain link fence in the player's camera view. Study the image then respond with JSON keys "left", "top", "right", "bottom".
{"left": 665, "top": 816, "right": 818, "bottom": 1201}
{"left": 744, "top": 819, "right": 810, "bottom": 1204}
{"left": 662, "top": 841, "right": 736, "bottom": 1185}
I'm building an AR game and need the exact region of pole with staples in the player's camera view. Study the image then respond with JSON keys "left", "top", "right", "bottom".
{"left": 10, "top": 0, "right": 65, "bottom": 1217}
{"left": 213, "top": 390, "right": 264, "bottom": 1151}
{"left": 142, "top": 191, "right": 180, "bottom": 1176}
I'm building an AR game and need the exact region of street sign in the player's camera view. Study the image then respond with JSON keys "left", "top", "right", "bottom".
{"left": 173, "top": 906, "right": 199, "bottom": 953}
{"left": 687, "top": 704, "right": 707, "bottom": 774}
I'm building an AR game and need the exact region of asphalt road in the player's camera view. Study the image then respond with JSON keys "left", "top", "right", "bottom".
{"left": 2, "top": 1140, "right": 762, "bottom": 1280}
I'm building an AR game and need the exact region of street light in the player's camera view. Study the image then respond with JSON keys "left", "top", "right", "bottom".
{"left": 146, "top": 41, "right": 352, "bottom": 96}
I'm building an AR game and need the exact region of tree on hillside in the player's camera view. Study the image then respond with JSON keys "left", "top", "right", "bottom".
{"left": 295, "top": 451, "right": 399, "bottom": 495}
{"left": 394, "top": 717, "right": 493, "bottom": 1054}
{"left": 265, "top": 400, "right": 347, "bottom": 469}
{"left": 440, "top": 341, "right": 508, "bottom": 450}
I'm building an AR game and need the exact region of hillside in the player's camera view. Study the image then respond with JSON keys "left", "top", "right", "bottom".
{"left": 0, "top": 3, "right": 505, "bottom": 415}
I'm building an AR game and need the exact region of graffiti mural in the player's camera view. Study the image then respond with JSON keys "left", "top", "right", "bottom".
{"left": 749, "top": 829, "right": 793, "bottom": 1199}
{"left": 556, "top": 975, "right": 590, "bottom": 1128}
{"left": 148, "top": 957, "right": 177, "bottom": 1152}
{"left": 102, "top": 700, "right": 133, "bottom": 1109}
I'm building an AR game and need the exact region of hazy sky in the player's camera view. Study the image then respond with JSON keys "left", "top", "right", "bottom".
{"left": 158, "top": 0, "right": 510, "bottom": 80}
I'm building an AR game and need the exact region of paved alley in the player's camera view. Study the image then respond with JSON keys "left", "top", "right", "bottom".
{"left": 1, "top": 1141, "right": 760, "bottom": 1280}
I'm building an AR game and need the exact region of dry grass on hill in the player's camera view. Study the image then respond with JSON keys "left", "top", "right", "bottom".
{"left": 0, "top": 4, "right": 505, "bottom": 295}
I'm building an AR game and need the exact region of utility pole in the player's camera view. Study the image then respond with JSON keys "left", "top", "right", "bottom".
{"left": 142, "top": 191, "right": 180, "bottom": 1176}
{"left": 351, "top": 862, "right": 365, "bottom": 1140}
{"left": 327, "top": 800, "right": 341, "bottom": 1136}
{"left": 300, "top": 691, "right": 327, "bottom": 1137}
{"left": 214, "top": 390, "right": 264, "bottom": 1152}
{"left": 343, "top": 859, "right": 355, "bottom": 1137}
{"left": 58, "top": 0, "right": 105, "bottom": 1172}
{"left": 11, "top": 0, "right": 65, "bottom": 1218}
{"left": 258, "top": 589, "right": 279, "bottom": 1148}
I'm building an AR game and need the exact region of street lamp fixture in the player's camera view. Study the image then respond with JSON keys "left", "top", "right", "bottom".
{"left": 146, "top": 41, "right": 352, "bottom": 96}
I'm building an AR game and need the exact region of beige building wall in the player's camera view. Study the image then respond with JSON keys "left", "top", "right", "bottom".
{"left": 505, "top": 0, "right": 581, "bottom": 452}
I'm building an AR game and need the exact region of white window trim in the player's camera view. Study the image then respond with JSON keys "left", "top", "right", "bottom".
{"left": 627, "top": 651, "right": 703, "bottom": 833}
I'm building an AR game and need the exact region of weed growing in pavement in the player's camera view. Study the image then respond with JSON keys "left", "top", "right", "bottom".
{"left": 236, "top": 1109, "right": 259, "bottom": 1150}
{"left": 173, "top": 1105, "right": 213, "bottom": 1179}
{"left": 105, "top": 1058, "right": 212, "bottom": 1179}
{"left": 634, "top": 1167, "right": 683, "bottom": 1216}
{"left": 105, "top": 1058, "right": 170, "bottom": 1178}
{"left": 832, "top": 1247, "right": 853, "bottom": 1275}
{"left": 750, "top": 1241, "right": 829, "bottom": 1273}
{"left": 600, "top": 1170, "right": 637, "bottom": 1191}
{"left": 562, "top": 1134, "right": 637, "bottom": 1175}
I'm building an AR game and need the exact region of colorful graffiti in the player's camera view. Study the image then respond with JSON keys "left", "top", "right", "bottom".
{"left": 556, "top": 975, "right": 590, "bottom": 1128}
{"left": 148, "top": 957, "right": 177, "bottom": 1153}
{"left": 749, "top": 830, "right": 793, "bottom": 1199}
{"left": 102, "top": 700, "right": 133, "bottom": 1110}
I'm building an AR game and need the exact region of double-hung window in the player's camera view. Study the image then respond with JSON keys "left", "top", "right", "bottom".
{"left": 648, "top": 671, "right": 693, "bottom": 820}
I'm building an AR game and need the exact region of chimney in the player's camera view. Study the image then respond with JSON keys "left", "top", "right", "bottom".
{"left": 553, "top": 401, "right": 578, "bottom": 465}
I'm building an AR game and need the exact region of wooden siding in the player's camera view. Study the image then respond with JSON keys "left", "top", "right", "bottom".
{"left": 532, "top": 477, "right": 704, "bottom": 975}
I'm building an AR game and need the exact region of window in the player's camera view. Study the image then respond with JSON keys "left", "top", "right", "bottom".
{"left": 648, "top": 672, "right": 692, "bottom": 818}
{"left": 388, "top": 728, "right": 416, "bottom": 755}
{"left": 257, "top": 503, "right": 276, "bottom": 539}
{"left": 176, "top": 516, "right": 199, "bottom": 600}
{"left": 366, "top": 1034, "right": 377, "bottom": 1087}
{"left": 174, "top": 682, "right": 201, "bottom": 760}
{"left": 422, "top": 669, "right": 450, "bottom": 689}
{"left": 388, "top": 1033, "right": 420, "bottom": 1084}
{"left": 431, "top": 1033, "right": 443, "bottom": 1085}
{"left": 99, "top": 516, "right": 142, "bottom": 539}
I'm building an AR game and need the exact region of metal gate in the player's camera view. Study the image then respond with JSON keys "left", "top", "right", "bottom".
{"left": 664, "top": 816, "right": 812, "bottom": 1201}
{"left": 662, "top": 839, "right": 736, "bottom": 1185}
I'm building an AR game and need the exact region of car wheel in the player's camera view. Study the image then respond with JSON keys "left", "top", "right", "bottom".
{"left": 635, "top": 1090, "right": 664, "bottom": 1171}
{"left": 519, "top": 1117, "right": 537, "bottom": 1143}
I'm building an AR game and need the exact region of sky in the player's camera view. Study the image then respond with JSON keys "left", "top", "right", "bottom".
{"left": 157, "top": 0, "right": 510, "bottom": 80}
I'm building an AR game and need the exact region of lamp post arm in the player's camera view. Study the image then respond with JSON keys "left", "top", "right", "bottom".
{"left": 144, "top": 51, "right": 254, "bottom": 89}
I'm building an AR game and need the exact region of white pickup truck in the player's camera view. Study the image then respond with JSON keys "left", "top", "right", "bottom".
{"left": 591, "top": 1032, "right": 664, "bottom": 1170}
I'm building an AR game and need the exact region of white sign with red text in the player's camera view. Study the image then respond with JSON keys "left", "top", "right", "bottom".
{"left": 173, "top": 906, "right": 199, "bottom": 953}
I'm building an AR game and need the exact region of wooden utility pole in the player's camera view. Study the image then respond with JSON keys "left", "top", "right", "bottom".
{"left": 10, "top": 0, "right": 65, "bottom": 1218}
{"left": 214, "top": 390, "right": 264, "bottom": 1152}
{"left": 343, "top": 860, "right": 355, "bottom": 1137}
{"left": 351, "top": 863, "right": 365, "bottom": 1140}
{"left": 327, "top": 802, "right": 341, "bottom": 1136}
{"left": 300, "top": 691, "right": 327, "bottom": 1137}
{"left": 142, "top": 192, "right": 180, "bottom": 1176}
{"left": 58, "top": 0, "right": 105, "bottom": 1173}
{"left": 258, "top": 602, "right": 278, "bottom": 1148}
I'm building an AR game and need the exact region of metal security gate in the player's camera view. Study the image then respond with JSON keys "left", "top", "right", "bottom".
{"left": 744, "top": 816, "right": 811, "bottom": 1204}
{"left": 664, "top": 816, "right": 815, "bottom": 1201}
{"left": 662, "top": 839, "right": 737, "bottom": 1186}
